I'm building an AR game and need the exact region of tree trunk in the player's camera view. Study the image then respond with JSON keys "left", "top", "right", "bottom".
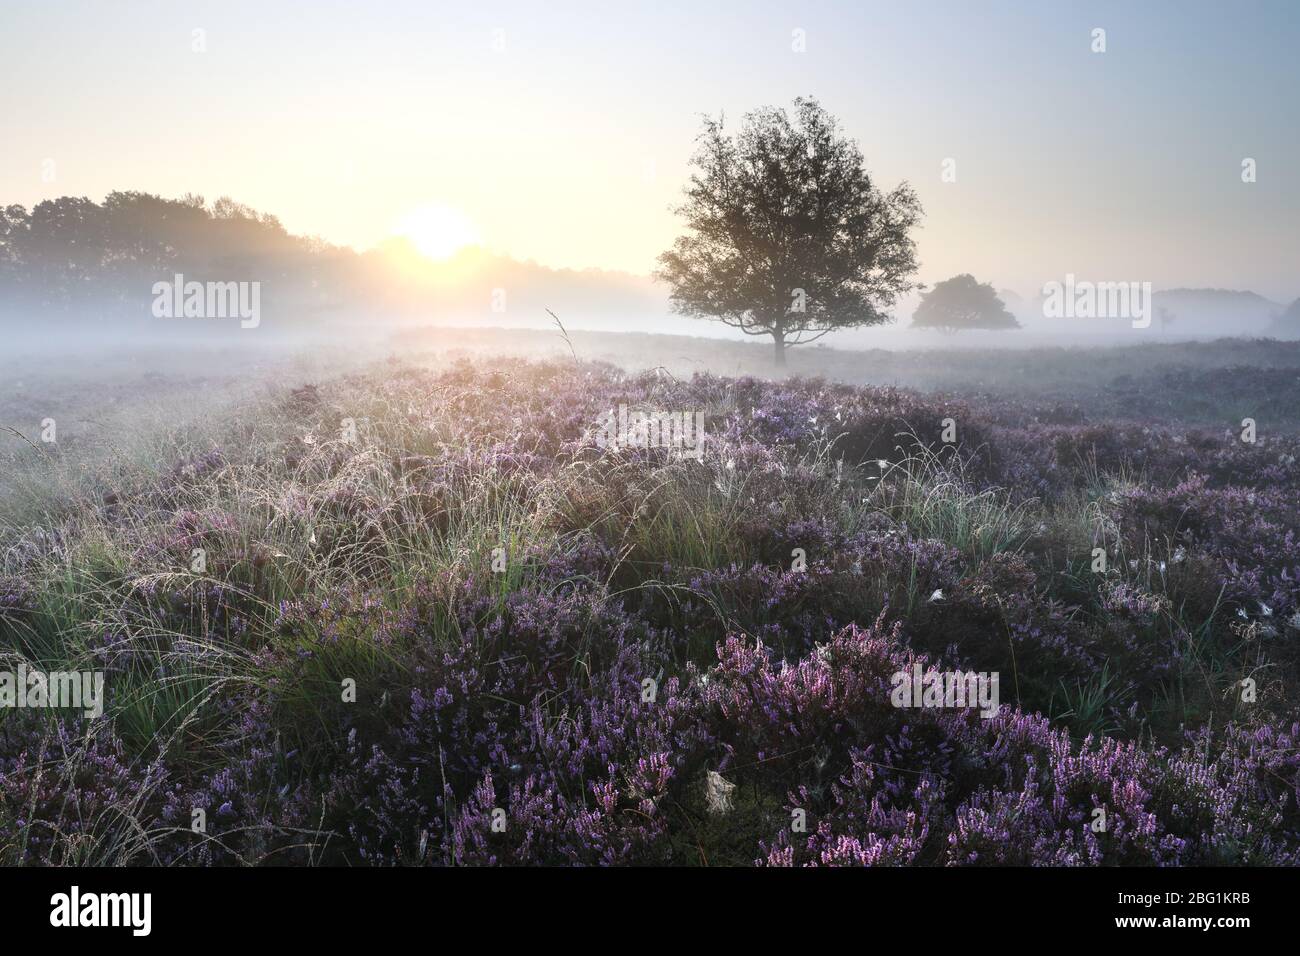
{"left": 773, "top": 330, "right": 787, "bottom": 369}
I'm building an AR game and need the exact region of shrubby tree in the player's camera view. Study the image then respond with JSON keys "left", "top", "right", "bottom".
{"left": 910, "top": 274, "right": 1020, "bottom": 333}
{"left": 657, "top": 98, "right": 923, "bottom": 368}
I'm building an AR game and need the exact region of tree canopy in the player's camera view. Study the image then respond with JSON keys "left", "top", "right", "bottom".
{"left": 656, "top": 98, "right": 923, "bottom": 366}
{"left": 910, "top": 274, "right": 1020, "bottom": 333}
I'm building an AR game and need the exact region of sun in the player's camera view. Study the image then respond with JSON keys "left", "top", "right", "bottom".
{"left": 393, "top": 203, "right": 481, "bottom": 260}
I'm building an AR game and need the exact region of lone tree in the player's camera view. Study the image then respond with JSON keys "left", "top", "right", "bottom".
{"left": 656, "top": 98, "right": 922, "bottom": 368}
{"left": 910, "top": 274, "right": 1020, "bottom": 333}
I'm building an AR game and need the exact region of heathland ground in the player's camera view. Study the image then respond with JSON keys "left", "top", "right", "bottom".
{"left": 1, "top": 333, "right": 1297, "bottom": 865}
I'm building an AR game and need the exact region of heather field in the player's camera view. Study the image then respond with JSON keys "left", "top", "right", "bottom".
{"left": 2, "top": 345, "right": 1298, "bottom": 866}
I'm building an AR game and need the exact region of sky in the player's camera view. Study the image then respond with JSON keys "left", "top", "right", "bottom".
{"left": 2, "top": 0, "right": 1298, "bottom": 301}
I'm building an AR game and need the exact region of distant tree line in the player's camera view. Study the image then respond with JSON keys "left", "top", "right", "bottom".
{"left": 0, "top": 192, "right": 675, "bottom": 334}
{"left": 0, "top": 192, "right": 394, "bottom": 328}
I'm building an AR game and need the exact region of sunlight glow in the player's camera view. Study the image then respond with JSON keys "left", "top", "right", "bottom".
{"left": 393, "top": 204, "right": 481, "bottom": 261}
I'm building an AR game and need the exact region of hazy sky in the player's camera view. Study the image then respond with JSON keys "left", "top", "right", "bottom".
{"left": 3, "top": 0, "right": 1297, "bottom": 300}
